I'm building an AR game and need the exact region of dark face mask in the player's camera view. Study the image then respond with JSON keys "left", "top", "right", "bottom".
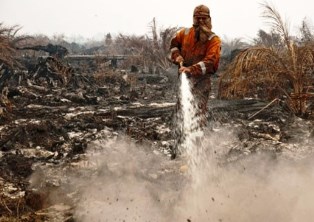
{"left": 193, "top": 25, "right": 201, "bottom": 41}
{"left": 193, "top": 16, "right": 212, "bottom": 41}
{"left": 193, "top": 25, "right": 210, "bottom": 42}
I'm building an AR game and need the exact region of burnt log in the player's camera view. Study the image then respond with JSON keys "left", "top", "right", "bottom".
{"left": 115, "top": 105, "right": 174, "bottom": 119}
{"left": 208, "top": 99, "right": 292, "bottom": 123}
{"left": 18, "top": 44, "right": 68, "bottom": 58}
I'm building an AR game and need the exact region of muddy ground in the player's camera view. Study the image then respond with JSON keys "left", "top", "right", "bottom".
{"left": 1, "top": 57, "right": 314, "bottom": 221}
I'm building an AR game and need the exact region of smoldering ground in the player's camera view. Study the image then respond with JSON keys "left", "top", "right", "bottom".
{"left": 29, "top": 125, "right": 314, "bottom": 222}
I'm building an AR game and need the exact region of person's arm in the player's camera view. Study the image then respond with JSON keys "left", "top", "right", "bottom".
{"left": 169, "top": 29, "right": 185, "bottom": 65}
{"left": 188, "top": 36, "right": 221, "bottom": 76}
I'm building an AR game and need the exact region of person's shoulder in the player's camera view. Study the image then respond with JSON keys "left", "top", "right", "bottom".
{"left": 207, "top": 32, "right": 218, "bottom": 40}
{"left": 208, "top": 32, "right": 221, "bottom": 43}
{"left": 177, "top": 27, "right": 192, "bottom": 34}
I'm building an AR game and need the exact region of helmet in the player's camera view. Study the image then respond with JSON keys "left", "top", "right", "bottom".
{"left": 193, "top": 5, "right": 210, "bottom": 17}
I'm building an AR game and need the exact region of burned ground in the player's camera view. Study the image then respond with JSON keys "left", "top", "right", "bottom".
{"left": 0, "top": 56, "right": 313, "bottom": 221}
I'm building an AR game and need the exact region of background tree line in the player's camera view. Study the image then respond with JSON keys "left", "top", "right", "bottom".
{"left": 1, "top": 3, "right": 314, "bottom": 116}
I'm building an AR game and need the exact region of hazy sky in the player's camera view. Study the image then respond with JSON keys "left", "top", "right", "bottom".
{"left": 0, "top": 0, "right": 313, "bottom": 42}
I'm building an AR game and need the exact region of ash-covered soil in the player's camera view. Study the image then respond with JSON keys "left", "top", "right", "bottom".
{"left": 1, "top": 57, "right": 314, "bottom": 221}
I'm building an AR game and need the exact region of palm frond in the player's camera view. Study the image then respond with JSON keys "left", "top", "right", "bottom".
{"left": 260, "top": 2, "right": 290, "bottom": 47}
{"left": 219, "top": 3, "right": 314, "bottom": 116}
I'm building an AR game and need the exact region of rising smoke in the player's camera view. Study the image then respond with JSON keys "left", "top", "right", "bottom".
{"left": 68, "top": 129, "right": 314, "bottom": 222}
{"left": 69, "top": 73, "right": 314, "bottom": 221}
{"left": 28, "top": 74, "right": 314, "bottom": 221}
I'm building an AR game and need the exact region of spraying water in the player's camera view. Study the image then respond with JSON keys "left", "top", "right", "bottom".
{"left": 178, "top": 73, "right": 207, "bottom": 186}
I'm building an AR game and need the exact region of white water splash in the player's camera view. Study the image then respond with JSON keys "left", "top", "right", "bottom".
{"left": 179, "top": 73, "right": 207, "bottom": 186}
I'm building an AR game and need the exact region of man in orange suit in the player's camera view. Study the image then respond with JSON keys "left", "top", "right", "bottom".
{"left": 169, "top": 4, "right": 221, "bottom": 158}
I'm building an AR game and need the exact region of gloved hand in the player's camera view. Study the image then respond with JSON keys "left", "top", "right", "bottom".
{"left": 175, "top": 55, "right": 184, "bottom": 65}
{"left": 179, "top": 65, "right": 192, "bottom": 78}
{"left": 179, "top": 66, "right": 191, "bottom": 74}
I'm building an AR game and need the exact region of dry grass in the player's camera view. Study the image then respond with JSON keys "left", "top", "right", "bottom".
{"left": 0, "top": 23, "right": 16, "bottom": 67}
{"left": 0, "top": 23, "right": 30, "bottom": 67}
{"left": 115, "top": 19, "right": 178, "bottom": 73}
{"left": 218, "top": 3, "right": 314, "bottom": 116}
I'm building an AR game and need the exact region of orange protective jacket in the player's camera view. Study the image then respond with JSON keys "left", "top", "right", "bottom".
{"left": 170, "top": 27, "right": 221, "bottom": 76}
